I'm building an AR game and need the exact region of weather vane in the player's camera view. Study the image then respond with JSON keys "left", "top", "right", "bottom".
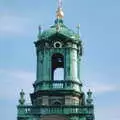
{"left": 58, "top": 0, "right": 62, "bottom": 9}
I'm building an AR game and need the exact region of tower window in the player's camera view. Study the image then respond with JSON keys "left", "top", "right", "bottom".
{"left": 52, "top": 53, "right": 64, "bottom": 81}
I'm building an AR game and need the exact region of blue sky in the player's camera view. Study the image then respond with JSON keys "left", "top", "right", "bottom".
{"left": 0, "top": 0, "right": 120, "bottom": 120}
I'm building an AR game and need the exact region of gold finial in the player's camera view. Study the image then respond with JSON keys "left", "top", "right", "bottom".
{"left": 56, "top": 0, "right": 64, "bottom": 19}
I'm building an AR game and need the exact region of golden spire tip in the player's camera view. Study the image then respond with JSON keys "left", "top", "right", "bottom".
{"left": 56, "top": 0, "right": 64, "bottom": 19}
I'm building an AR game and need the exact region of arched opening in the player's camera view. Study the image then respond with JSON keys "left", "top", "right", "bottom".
{"left": 51, "top": 100, "right": 62, "bottom": 106}
{"left": 52, "top": 53, "right": 64, "bottom": 81}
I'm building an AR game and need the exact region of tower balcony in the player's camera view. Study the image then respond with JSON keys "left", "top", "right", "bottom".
{"left": 17, "top": 105, "right": 94, "bottom": 117}
{"left": 33, "top": 80, "right": 82, "bottom": 92}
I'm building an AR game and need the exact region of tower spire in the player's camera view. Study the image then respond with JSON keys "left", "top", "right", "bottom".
{"left": 56, "top": 0, "right": 64, "bottom": 19}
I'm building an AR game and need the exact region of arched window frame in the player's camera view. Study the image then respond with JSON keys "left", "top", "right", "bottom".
{"left": 52, "top": 53, "right": 64, "bottom": 81}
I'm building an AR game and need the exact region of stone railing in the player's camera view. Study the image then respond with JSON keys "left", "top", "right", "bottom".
{"left": 17, "top": 105, "right": 94, "bottom": 117}
{"left": 34, "top": 80, "right": 82, "bottom": 92}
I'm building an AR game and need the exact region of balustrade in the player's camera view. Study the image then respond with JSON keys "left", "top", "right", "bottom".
{"left": 35, "top": 80, "right": 81, "bottom": 91}
{"left": 18, "top": 105, "right": 93, "bottom": 116}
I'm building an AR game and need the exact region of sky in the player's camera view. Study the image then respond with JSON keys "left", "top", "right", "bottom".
{"left": 0, "top": 0, "right": 120, "bottom": 120}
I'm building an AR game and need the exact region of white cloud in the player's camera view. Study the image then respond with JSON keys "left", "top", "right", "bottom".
{"left": 0, "top": 69, "right": 35, "bottom": 102}
{"left": 0, "top": 14, "right": 32, "bottom": 36}
{"left": 96, "top": 106, "right": 120, "bottom": 120}
{"left": 83, "top": 81, "right": 119, "bottom": 94}
{"left": 7, "top": 70, "right": 35, "bottom": 81}
{"left": 82, "top": 72, "right": 120, "bottom": 94}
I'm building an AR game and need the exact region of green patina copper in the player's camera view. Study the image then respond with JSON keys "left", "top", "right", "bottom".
{"left": 38, "top": 19, "right": 80, "bottom": 41}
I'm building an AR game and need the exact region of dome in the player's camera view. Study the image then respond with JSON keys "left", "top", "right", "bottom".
{"left": 38, "top": 19, "right": 80, "bottom": 41}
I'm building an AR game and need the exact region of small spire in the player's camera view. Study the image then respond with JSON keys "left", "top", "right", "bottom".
{"left": 38, "top": 25, "right": 42, "bottom": 39}
{"left": 56, "top": 0, "right": 64, "bottom": 19}
{"left": 77, "top": 24, "right": 80, "bottom": 35}
{"left": 38, "top": 25, "right": 42, "bottom": 34}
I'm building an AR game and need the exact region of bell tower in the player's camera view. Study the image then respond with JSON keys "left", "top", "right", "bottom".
{"left": 17, "top": 1, "right": 95, "bottom": 120}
